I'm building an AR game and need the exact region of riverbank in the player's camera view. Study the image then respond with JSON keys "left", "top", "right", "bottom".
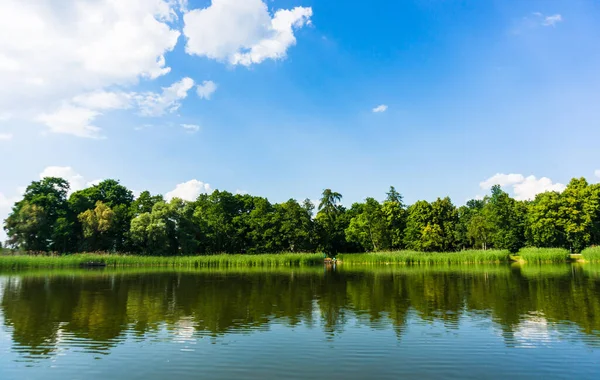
{"left": 0, "top": 253, "right": 324, "bottom": 269}
{"left": 1, "top": 247, "right": 599, "bottom": 269}
{"left": 337, "top": 247, "right": 600, "bottom": 265}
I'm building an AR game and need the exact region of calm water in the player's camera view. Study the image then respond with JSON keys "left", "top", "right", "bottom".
{"left": 1, "top": 264, "right": 599, "bottom": 379}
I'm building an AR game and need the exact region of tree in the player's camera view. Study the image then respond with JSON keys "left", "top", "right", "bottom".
{"left": 4, "top": 177, "right": 71, "bottom": 251}
{"left": 276, "top": 199, "right": 316, "bottom": 252}
{"left": 316, "top": 189, "right": 349, "bottom": 255}
{"left": 78, "top": 201, "right": 116, "bottom": 251}
{"left": 467, "top": 214, "right": 492, "bottom": 250}
{"left": 69, "top": 179, "right": 134, "bottom": 252}
{"left": 557, "top": 178, "right": 600, "bottom": 252}
{"left": 486, "top": 185, "right": 525, "bottom": 253}
{"left": 131, "top": 191, "right": 164, "bottom": 216}
{"left": 429, "top": 197, "right": 458, "bottom": 251}
{"left": 382, "top": 186, "right": 406, "bottom": 249}
{"left": 526, "top": 191, "right": 564, "bottom": 248}
{"left": 346, "top": 198, "right": 389, "bottom": 251}
{"left": 403, "top": 201, "right": 433, "bottom": 251}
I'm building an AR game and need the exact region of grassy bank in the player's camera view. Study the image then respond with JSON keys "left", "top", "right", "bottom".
{"left": 516, "top": 248, "right": 570, "bottom": 263}
{"left": 581, "top": 247, "right": 600, "bottom": 262}
{"left": 337, "top": 250, "right": 511, "bottom": 265}
{"left": 0, "top": 253, "right": 324, "bottom": 269}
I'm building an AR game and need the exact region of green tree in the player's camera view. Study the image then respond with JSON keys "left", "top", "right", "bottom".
{"left": 486, "top": 185, "right": 525, "bottom": 253}
{"left": 403, "top": 200, "right": 433, "bottom": 251}
{"left": 316, "top": 189, "right": 349, "bottom": 255}
{"left": 557, "top": 178, "right": 600, "bottom": 252}
{"left": 526, "top": 191, "right": 564, "bottom": 248}
{"left": 382, "top": 186, "right": 406, "bottom": 249}
{"left": 69, "top": 179, "right": 134, "bottom": 252}
{"left": 78, "top": 201, "right": 116, "bottom": 251}
{"left": 346, "top": 198, "right": 389, "bottom": 251}
{"left": 4, "top": 177, "right": 71, "bottom": 251}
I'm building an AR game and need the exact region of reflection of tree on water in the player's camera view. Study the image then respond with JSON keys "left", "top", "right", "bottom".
{"left": 2, "top": 265, "right": 600, "bottom": 359}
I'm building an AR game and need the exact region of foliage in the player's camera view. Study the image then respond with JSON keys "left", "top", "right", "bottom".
{"left": 4, "top": 174, "right": 600, "bottom": 256}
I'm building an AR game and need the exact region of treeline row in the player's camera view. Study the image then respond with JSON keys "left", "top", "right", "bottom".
{"left": 3, "top": 176, "right": 600, "bottom": 255}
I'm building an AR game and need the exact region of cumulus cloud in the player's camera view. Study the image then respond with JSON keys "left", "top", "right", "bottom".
{"left": 36, "top": 105, "right": 103, "bottom": 139}
{"left": 480, "top": 173, "right": 526, "bottom": 189}
{"left": 0, "top": 133, "right": 13, "bottom": 141}
{"left": 72, "top": 91, "right": 135, "bottom": 111}
{"left": 165, "top": 179, "right": 212, "bottom": 201}
{"left": 372, "top": 104, "right": 388, "bottom": 113}
{"left": 196, "top": 80, "right": 217, "bottom": 100}
{"left": 136, "top": 77, "right": 195, "bottom": 117}
{"left": 36, "top": 77, "right": 198, "bottom": 138}
{"left": 183, "top": 0, "right": 312, "bottom": 66}
{"left": 181, "top": 124, "right": 200, "bottom": 133}
{"left": 480, "top": 173, "right": 565, "bottom": 201}
{"left": 0, "top": 0, "right": 181, "bottom": 117}
{"left": 39, "top": 166, "right": 101, "bottom": 193}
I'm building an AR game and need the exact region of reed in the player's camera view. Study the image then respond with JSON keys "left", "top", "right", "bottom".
{"left": 0, "top": 253, "right": 324, "bottom": 269}
{"left": 517, "top": 248, "right": 570, "bottom": 263}
{"left": 581, "top": 246, "right": 600, "bottom": 262}
{"left": 336, "top": 250, "right": 511, "bottom": 265}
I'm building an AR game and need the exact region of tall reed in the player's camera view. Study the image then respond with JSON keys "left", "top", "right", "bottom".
{"left": 517, "top": 248, "right": 570, "bottom": 263}
{"left": 581, "top": 246, "right": 600, "bottom": 262}
{"left": 336, "top": 250, "right": 511, "bottom": 265}
{"left": 0, "top": 253, "right": 324, "bottom": 269}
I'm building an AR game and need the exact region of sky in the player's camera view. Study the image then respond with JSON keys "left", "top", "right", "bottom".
{"left": 1, "top": 0, "right": 600, "bottom": 240}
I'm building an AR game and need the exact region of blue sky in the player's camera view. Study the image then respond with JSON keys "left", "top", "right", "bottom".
{"left": 1, "top": 0, "right": 600, "bottom": 239}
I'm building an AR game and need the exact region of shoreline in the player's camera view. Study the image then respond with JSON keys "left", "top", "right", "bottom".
{"left": 0, "top": 248, "right": 598, "bottom": 269}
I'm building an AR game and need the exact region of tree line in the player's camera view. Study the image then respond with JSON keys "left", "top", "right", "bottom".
{"left": 3, "top": 176, "right": 600, "bottom": 255}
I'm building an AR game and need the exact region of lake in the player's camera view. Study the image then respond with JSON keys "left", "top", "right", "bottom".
{"left": 1, "top": 264, "right": 599, "bottom": 379}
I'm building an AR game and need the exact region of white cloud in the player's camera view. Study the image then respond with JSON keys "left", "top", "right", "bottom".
{"left": 136, "top": 77, "right": 195, "bottom": 117}
{"left": 480, "top": 173, "right": 525, "bottom": 189}
{"left": 0, "top": 113, "right": 12, "bottom": 121}
{"left": 595, "top": 170, "right": 600, "bottom": 179}
{"left": 372, "top": 104, "right": 388, "bottom": 113}
{"left": 480, "top": 173, "right": 565, "bottom": 201}
{"left": 165, "top": 179, "right": 212, "bottom": 201}
{"left": 513, "top": 176, "right": 566, "bottom": 201}
{"left": 542, "top": 14, "right": 563, "bottom": 27}
{"left": 181, "top": 124, "right": 200, "bottom": 133}
{"left": 0, "top": 133, "right": 13, "bottom": 141}
{"left": 196, "top": 80, "right": 217, "bottom": 100}
{"left": 39, "top": 166, "right": 100, "bottom": 193}
{"left": 72, "top": 91, "right": 134, "bottom": 110}
{"left": 235, "top": 189, "right": 248, "bottom": 195}
{"left": 0, "top": 0, "right": 181, "bottom": 118}
{"left": 36, "top": 77, "right": 197, "bottom": 138}
{"left": 36, "top": 105, "right": 103, "bottom": 139}
{"left": 183, "top": 0, "right": 312, "bottom": 66}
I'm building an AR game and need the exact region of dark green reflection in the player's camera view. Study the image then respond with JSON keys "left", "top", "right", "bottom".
{"left": 2, "top": 264, "right": 600, "bottom": 358}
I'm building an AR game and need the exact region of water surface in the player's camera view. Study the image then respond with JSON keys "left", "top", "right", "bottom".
{"left": 1, "top": 264, "right": 599, "bottom": 379}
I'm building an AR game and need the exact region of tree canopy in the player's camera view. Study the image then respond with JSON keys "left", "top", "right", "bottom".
{"left": 4, "top": 176, "right": 600, "bottom": 255}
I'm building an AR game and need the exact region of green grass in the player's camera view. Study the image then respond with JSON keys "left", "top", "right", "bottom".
{"left": 581, "top": 246, "right": 600, "bottom": 262}
{"left": 517, "top": 248, "right": 570, "bottom": 263}
{"left": 0, "top": 253, "right": 324, "bottom": 269}
{"left": 336, "top": 250, "right": 511, "bottom": 265}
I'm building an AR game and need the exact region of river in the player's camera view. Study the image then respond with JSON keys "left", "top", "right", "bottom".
{"left": 1, "top": 264, "right": 599, "bottom": 379}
